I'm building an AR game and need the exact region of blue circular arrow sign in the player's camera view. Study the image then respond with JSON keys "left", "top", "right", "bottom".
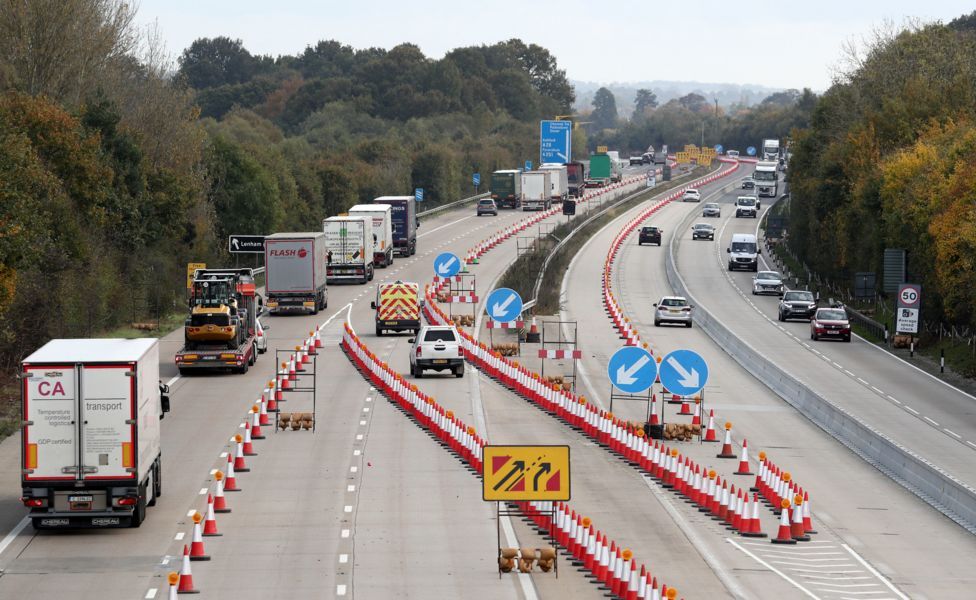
{"left": 714, "top": 144, "right": 724, "bottom": 154}
{"left": 485, "top": 288, "right": 523, "bottom": 323}
{"left": 434, "top": 252, "right": 461, "bottom": 278}
{"left": 659, "top": 349, "right": 709, "bottom": 397}
{"left": 746, "top": 146, "right": 757, "bottom": 157}
{"left": 607, "top": 346, "right": 657, "bottom": 394}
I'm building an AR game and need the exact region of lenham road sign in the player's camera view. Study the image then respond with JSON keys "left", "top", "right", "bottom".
{"left": 228, "top": 235, "right": 265, "bottom": 254}
{"left": 482, "top": 445, "right": 570, "bottom": 501}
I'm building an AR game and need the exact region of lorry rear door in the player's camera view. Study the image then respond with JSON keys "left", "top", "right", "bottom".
{"left": 23, "top": 366, "right": 79, "bottom": 481}
{"left": 80, "top": 365, "right": 137, "bottom": 481}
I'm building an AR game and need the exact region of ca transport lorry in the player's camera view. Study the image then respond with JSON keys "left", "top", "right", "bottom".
{"left": 265, "top": 232, "right": 329, "bottom": 315}
{"left": 323, "top": 216, "right": 375, "bottom": 284}
{"left": 21, "top": 338, "right": 170, "bottom": 529}
{"left": 372, "top": 196, "right": 418, "bottom": 256}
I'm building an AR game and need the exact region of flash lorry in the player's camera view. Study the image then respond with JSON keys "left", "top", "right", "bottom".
{"left": 372, "top": 280, "right": 421, "bottom": 336}
{"left": 21, "top": 338, "right": 170, "bottom": 529}
{"left": 265, "top": 232, "right": 329, "bottom": 315}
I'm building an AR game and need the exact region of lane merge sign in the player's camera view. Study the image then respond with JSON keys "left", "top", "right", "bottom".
{"left": 659, "top": 349, "right": 709, "bottom": 397}
{"left": 607, "top": 346, "right": 657, "bottom": 394}
{"left": 434, "top": 252, "right": 461, "bottom": 278}
{"left": 483, "top": 445, "right": 570, "bottom": 501}
{"left": 486, "top": 288, "right": 522, "bottom": 323}
{"left": 228, "top": 235, "right": 265, "bottom": 254}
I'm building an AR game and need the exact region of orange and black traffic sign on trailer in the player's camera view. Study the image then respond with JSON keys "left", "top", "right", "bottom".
{"left": 482, "top": 445, "right": 570, "bottom": 502}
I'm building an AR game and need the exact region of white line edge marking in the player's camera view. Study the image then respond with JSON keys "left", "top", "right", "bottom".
{"left": 923, "top": 416, "right": 939, "bottom": 426}
{"left": 842, "top": 544, "right": 910, "bottom": 599}
{"left": 145, "top": 589, "right": 158, "bottom": 599}
{"left": 0, "top": 516, "right": 29, "bottom": 557}
{"left": 727, "top": 538, "right": 820, "bottom": 599}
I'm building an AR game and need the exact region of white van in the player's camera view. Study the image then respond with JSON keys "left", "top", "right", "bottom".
{"left": 727, "top": 233, "right": 760, "bottom": 272}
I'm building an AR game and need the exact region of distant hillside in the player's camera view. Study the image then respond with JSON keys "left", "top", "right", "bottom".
{"left": 572, "top": 80, "right": 785, "bottom": 117}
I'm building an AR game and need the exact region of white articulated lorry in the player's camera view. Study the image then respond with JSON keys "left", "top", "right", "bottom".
{"left": 521, "top": 170, "right": 552, "bottom": 211}
{"left": 20, "top": 338, "right": 170, "bottom": 529}
{"left": 348, "top": 204, "right": 394, "bottom": 268}
{"left": 539, "top": 163, "right": 569, "bottom": 205}
{"left": 323, "top": 216, "right": 375, "bottom": 284}
{"left": 265, "top": 232, "right": 329, "bottom": 315}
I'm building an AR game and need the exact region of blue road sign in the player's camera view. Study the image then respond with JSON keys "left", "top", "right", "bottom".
{"left": 540, "top": 120, "right": 572, "bottom": 164}
{"left": 525, "top": 160, "right": 533, "bottom": 171}
{"left": 659, "top": 349, "right": 709, "bottom": 397}
{"left": 607, "top": 346, "right": 657, "bottom": 394}
{"left": 473, "top": 173, "right": 481, "bottom": 187}
{"left": 714, "top": 144, "right": 724, "bottom": 154}
{"left": 485, "top": 288, "right": 523, "bottom": 323}
{"left": 415, "top": 188, "right": 424, "bottom": 202}
{"left": 434, "top": 252, "right": 461, "bottom": 278}
{"left": 746, "top": 146, "right": 757, "bottom": 157}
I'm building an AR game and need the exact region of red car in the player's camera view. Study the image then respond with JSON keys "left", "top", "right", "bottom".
{"left": 810, "top": 307, "right": 851, "bottom": 342}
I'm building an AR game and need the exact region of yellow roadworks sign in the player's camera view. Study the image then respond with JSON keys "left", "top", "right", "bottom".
{"left": 186, "top": 262, "right": 206, "bottom": 289}
{"left": 483, "top": 445, "right": 570, "bottom": 501}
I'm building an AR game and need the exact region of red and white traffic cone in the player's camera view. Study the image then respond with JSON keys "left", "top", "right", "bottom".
{"left": 648, "top": 394, "right": 660, "bottom": 426}
{"left": 703, "top": 410, "right": 718, "bottom": 442}
{"left": 233, "top": 434, "right": 250, "bottom": 472}
{"left": 176, "top": 545, "right": 199, "bottom": 594}
{"left": 678, "top": 400, "right": 693, "bottom": 416}
{"left": 771, "top": 499, "right": 797, "bottom": 544}
{"left": 716, "top": 422, "right": 736, "bottom": 458}
{"left": 242, "top": 422, "right": 257, "bottom": 456}
{"left": 223, "top": 453, "right": 241, "bottom": 492}
{"left": 251, "top": 405, "right": 264, "bottom": 439}
{"left": 188, "top": 513, "right": 210, "bottom": 561}
{"left": 802, "top": 490, "right": 818, "bottom": 534}
{"left": 752, "top": 451, "right": 767, "bottom": 491}
{"left": 791, "top": 495, "right": 811, "bottom": 541}
{"left": 166, "top": 571, "right": 180, "bottom": 599}
{"left": 735, "top": 439, "right": 753, "bottom": 475}
{"left": 203, "top": 494, "right": 221, "bottom": 536}
{"left": 314, "top": 328, "right": 323, "bottom": 349}
{"left": 212, "top": 471, "right": 231, "bottom": 512}
{"left": 258, "top": 395, "right": 271, "bottom": 425}
{"left": 691, "top": 399, "right": 702, "bottom": 426}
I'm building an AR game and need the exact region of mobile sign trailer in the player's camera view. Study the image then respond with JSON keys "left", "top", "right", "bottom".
{"left": 21, "top": 338, "right": 170, "bottom": 529}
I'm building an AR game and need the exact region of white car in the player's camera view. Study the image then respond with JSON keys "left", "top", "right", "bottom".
{"left": 255, "top": 318, "right": 269, "bottom": 353}
{"left": 653, "top": 296, "right": 693, "bottom": 327}
{"left": 752, "top": 271, "right": 784, "bottom": 296}
{"left": 409, "top": 325, "right": 464, "bottom": 378}
{"left": 682, "top": 189, "right": 701, "bottom": 202}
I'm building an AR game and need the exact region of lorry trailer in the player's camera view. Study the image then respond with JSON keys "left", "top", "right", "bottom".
{"left": 265, "top": 232, "right": 329, "bottom": 315}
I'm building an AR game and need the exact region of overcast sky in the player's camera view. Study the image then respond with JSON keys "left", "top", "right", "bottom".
{"left": 136, "top": 0, "right": 974, "bottom": 91}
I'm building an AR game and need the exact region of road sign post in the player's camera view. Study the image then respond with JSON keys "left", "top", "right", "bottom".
{"left": 228, "top": 235, "right": 265, "bottom": 254}
{"left": 896, "top": 283, "right": 921, "bottom": 335}
{"left": 473, "top": 172, "right": 481, "bottom": 193}
{"left": 524, "top": 160, "right": 532, "bottom": 171}
{"left": 540, "top": 120, "right": 573, "bottom": 165}
{"left": 606, "top": 346, "right": 658, "bottom": 418}
{"left": 415, "top": 188, "right": 424, "bottom": 202}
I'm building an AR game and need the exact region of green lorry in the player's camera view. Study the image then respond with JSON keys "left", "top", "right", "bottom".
{"left": 587, "top": 154, "right": 612, "bottom": 187}
{"left": 490, "top": 170, "right": 522, "bottom": 209}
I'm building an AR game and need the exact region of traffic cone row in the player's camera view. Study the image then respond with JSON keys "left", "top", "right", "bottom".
{"left": 753, "top": 453, "right": 817, "bottom": 534}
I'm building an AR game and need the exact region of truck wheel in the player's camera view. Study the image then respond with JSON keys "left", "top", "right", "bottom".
{"left": 376, "top": 325, "right": 383, "bottom": 337}
{"left": 454, "top": 366, "right": 464, "bottom": 378}
{"left": 249, "top": 347, "right": 256, "bottom": 366}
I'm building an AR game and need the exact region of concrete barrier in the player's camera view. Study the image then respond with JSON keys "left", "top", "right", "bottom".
{"left": 665, "top": 206, "right": 976, "bottom": 534}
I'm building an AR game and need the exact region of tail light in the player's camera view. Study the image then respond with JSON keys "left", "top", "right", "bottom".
{"left": 22, "top": 497, "right": 46, "bottom": 508}
{"left": 682, "top": 307, "right": 691, "bottom": 312}
{"left": 116, "top": 496, "right": 138, "bottom": 507}
{"left": 416, "top": 346, "right": 422, "bottom": 357}
{"left": 458, "top": 347, "right": 464, "bottom": 357}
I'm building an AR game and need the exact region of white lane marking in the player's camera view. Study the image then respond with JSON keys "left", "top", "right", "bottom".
{"left": 842, "top": 544, "right": 910, "bottom": 599}
{"left": 887, "top": 395, "right": 901, "bottom": 405}
{"left": 727, "top": 539, "right": 820, "bottom": 599}
{"left": 0, "top": 516, "right": 29, "bottom": 558}
{"left": 871, "top": 386, "right": 883, "bottom": 394}
{"left": 844, "top": 370, "right": 854, "bottom": 377}
{"left": 164, "top": 375, "right": 180, "bottom": 387}
{"left": 347, "top": 485, "right": 356, "bottom": 492}
{"left": 350, "top": 466, "right": 358, "bottom": 473}
{"left": 339, "top": 554, "right": 349, "bottom": 564}
{"left": 175, "top": 532, "right": 185, "bottom": 541}
{"left": 923, "top": 416, "right": 939, "bottom": 426}
{"left": 337, "top": 584, "right": 347, "bottom": 596}
{"left": 856, "top": 377, "right": 868, "bottom": 385}
{"left": 198, "top": 487, "right": 207, "bottom": 495}
{"left": 356, "top": 434, "right": 363, "bottom": 440}
{"left": 185, "top": 510, "right": 195, "bottom": 517}
{"left": 353, "top": 450, "right": 361, "bottom": 456}
{"left": 904, "top": 406, "right": 919, "bottom": 415}
{"left": 359, "top": 420, "right": 366, "bottom": 426}
{"left": 418, "top": 215, "right": 475, "bottom": 239}
{"left": 341, "top": 529, "right": 350, "bottom": 538}
{"left": 344, "top": 506, "right": 353, "bottom": 513}
{"left": 145, "top": 589, "right": 158, "bottom": 599}
{"left": 944, "top": 429, "right": 961, "bottom": 439}
{"left": 363, "top": 407, "right": 370, "bottom": 413}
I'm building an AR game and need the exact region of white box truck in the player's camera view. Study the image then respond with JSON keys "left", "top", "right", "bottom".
{"left": 539, "top": 163, "right": 569, "bottom": 204}
{"left": 265, "top": 232, "right": 329, "bottom": 315}
{"left": 348, "top": 204, "right": 394, "bottom": 268}
{"left": 21, "top": 338, "right": 170, "bottom": 529}
{"left": 323, "top": 216, "right": 375, "bottom": 284}
{"left": 521, "top": 171, "right": 552, "bottom": 211}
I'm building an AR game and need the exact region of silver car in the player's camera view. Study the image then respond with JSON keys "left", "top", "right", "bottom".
{"left": 654, "top": 296, "right": 693, "bottom": 327}
{"left": 702, "top": 202, "right": 721, "bottom": 217}
{"left": 752, "top": 271, "right": 784, "bottom": 296}
{"left": 255, "top": 318, "right": 269, "bottom": 353}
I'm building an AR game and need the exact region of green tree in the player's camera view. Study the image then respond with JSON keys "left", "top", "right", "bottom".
{"left": 591, "top": 87, "right": 618, "bottom": 130}
{"left": 178, "top": 37, "right": 266, "bottom": 89}
{"left": 633, "top": 89, "right": 658, "bottom": 117}
{"left": 205, "top": 136, "right": 281, "bottom": 238}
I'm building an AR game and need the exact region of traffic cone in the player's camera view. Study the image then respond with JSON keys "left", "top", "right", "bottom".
{"left": 735, "top": 439, "right": 753, "bottom": 475}
{"left": 802, "top": 491, "right": 817, "bottom": 534}
{"left": 626, "top": 560, "right": 639, "bottom": 600}
{"left": 200, "top": 494, "right": 221, "bottom": 536}
{"left": 188, "top": 513, "right": 210, "bottom": 561}
{"left": 176, "top": 546, "right": 199, "bottom": 594}
{"left": 307, "top": 331, "right": 318, "bottom": 355}
{"left": 667, "top": 392, "right": 682, "bottom": 405}
{"left": 703, "top": 410, "right": 718, "bottom": 442}
{"left": 242, "top": 422, "right": 257, "bottom": 456}
{"left": 251, "top": 405, "right": 264, "bottom": 439}
{"left": 752, "top": 451, "right": 766, "bottom": 491}
{"left": 526, "top": 317, "right": 540, "bottom": 343}
{"left": 167, "top": 571, "right": 180, "bottom": 599}
{"left": 314, "top": 328, "right": 323, "bottom": 349}
{"left": 212, "top": 471, "right": 231, "bottom": 512}
{"left": 648, "top": 394, "right": 660, "bottom": 426}
{"left": 259, "top": 397, "right": 270, "bottom": 426}
{"left": 716, "top": 423, "right": 736, "bottom": 458}
{"left": 678, "top": 400, "right": 692, "bottom": 416}
{"left": 691, "top": 398, "right": 702, "bottom": 426}
{"left": 791, "top": 495, "right": 810, "bottom": 541}
{"left": 233, "top": 434, "right": 250, "bottom": 472}
{"left": 267, "top": 381, "right": 279, "bottom": 411}
{"left": 771, "top": 499, "right": 797, "bottom": 544}
{"left": 223, "top": 453, "right": 240, "bottom": 492}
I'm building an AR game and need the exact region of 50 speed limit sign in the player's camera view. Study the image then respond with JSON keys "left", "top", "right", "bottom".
{"left": 897, "top": 284, "right": 921, "bottom": 309}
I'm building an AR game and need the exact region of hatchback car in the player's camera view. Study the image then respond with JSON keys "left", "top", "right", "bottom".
{"left": 255, "top": 318, "right": 269, "bottom": 353}
{"left": 810, "top": 307, "right": 851, "bottom": 342}
{"left": 691, "top": 223, "right": 715, "bottom": 240}
{"left": 654, "top": 296, "right": 693, "bottom": 327}
{"left": 638, "top": 226, "right": 663, "bottom": 246}
{"left": 741, "top": 177, "right": 755, "bottom": 189}
{"left": 779, "top": 290, "right": 817, "bottom": 321}
{"left": 702, "top": 202, "right": 721, "bottom": 218}
{"left": 477, "top": 198, "right": 498, "bottom": 216}
{"left": 752, "top": 271, "right": 784, "bottom": 296}
{"left": 682, "top": 189, "right": 701, "bottom": 202}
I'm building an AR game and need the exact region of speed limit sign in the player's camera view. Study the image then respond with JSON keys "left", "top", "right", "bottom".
{"left": 897, "top": 284, "right": 921, "bottom": 309}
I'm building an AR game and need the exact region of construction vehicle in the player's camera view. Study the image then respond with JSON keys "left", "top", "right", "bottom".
{"left": 21, "top": 338, "right": 169, "bottom": 529}
{"left": 175, "top": 268, "right": 259, "bottom": 374}
{"left": 371, "top": 280, "right": 421, "bottom": 336}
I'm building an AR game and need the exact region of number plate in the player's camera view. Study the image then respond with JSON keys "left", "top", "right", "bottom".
{"left": 827, "top": 330, "right": 839, "bottom": 334}
{"left": 69, "top": 495, "right": 93, "bottom": 503}
{"left": 202, "top": 355, "right": 216, "bottom": 360}
{"left": 385, "top": 321, "right": 397, "bottom": 325}
{"left": 433, "top": 359, "right": 448, "bottom": 364}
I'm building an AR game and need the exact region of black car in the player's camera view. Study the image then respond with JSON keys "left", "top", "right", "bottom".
{"left": 741, "top": 177, "right": 755, "bottom": 189}
{"left": 691, "top": 223, "right": 715, "bottom": 240}
{"left": 638, "top": 226, "right": 662, "bottom": 246}
{"left": 778, "top": 290, "right": 818, "bottom": 321}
